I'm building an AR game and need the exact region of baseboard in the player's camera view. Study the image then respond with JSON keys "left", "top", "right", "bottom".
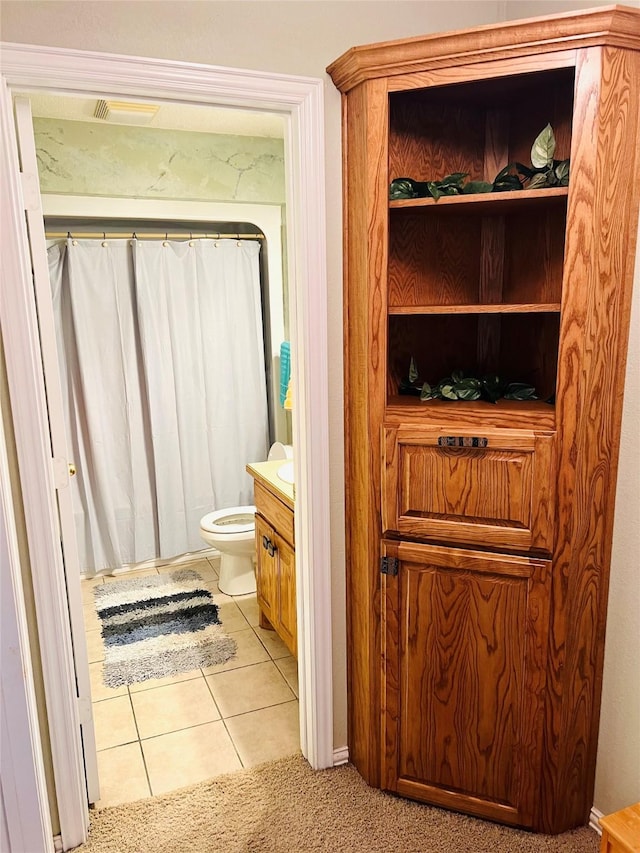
{"left": 590, "top": 806, "right": 604, "bottom": 835}
{"left": 333, "top": 746, "right": 349, "bottom": 766}
{"left": 80, "top": 548, "right": 220, "bottom": 580}
{"left": 53, "top": 835, "right": 63, "bottom": 853}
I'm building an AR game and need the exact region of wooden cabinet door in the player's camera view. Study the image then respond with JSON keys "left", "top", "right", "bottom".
{"left": 382, "top": 426, "right": 556, "bottom": 552}
{"left": 255, "top": 514, "right": 276, "bottom": 624}
{"left": 381, "top": 539, "right": 551, "bottom": 828}
{"left": 276, "top": 536, "right": 297, "bottom": 658}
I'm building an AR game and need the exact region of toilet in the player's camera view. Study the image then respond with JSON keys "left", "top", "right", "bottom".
{"left": 199, "top": 443, "right": 293, "bottom": 596}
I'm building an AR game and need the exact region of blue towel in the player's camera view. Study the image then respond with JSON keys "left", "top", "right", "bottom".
{"left": 280, "top": 341, "right": 291, "bottom": 407}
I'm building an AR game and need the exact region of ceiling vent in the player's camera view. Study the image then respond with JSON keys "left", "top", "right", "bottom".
{"left": 94, "top": 99, "right": 159, "bottom": 125}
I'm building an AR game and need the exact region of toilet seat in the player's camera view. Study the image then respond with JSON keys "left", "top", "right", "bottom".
{"left": 200, "top": 505, "right": 255, "bottom": 535}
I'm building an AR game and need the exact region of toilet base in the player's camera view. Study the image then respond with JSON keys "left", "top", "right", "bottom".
{"left": 218, "top": 553, "right": 257, "bottom": 596}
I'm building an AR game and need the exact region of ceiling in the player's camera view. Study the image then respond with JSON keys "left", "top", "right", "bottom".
{"left": 26, "top": 91, "right": 285, "bottom": 138}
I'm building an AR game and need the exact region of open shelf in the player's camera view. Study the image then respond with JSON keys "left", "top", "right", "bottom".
{"left": 388, "top": 303, "right": 561, "bottom": 315}
{"left": 388, "top": 312, "right": 560, "bottom": 404}
{"left": 385, "top": 395, "right": 556, "bottom": 430}
{"left": 390, "top": 187, "right": 568, "bottom": 213}
{"left": 388, "top": 200, "right": 567, "bottom": 309}
{"left": 388, "top": 67, "right": 575, "bottom": 188}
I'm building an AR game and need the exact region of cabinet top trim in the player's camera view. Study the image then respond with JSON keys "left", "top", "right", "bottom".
{"left": 326, "top": 5, "right": 640, "bottom": 92}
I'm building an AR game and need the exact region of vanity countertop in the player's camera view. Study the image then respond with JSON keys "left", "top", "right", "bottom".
{"left": 246, "top": 460, "right": 294, "bottom": 509}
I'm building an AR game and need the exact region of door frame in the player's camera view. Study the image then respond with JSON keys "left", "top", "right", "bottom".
{"left": 0, "top": 43, "right": 332, "bottom": 850}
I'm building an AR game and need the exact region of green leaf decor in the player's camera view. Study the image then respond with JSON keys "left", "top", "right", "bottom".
{"left": 389, "top": 124, "right": 570, "bottom": 200}
{"left": 400, "top": 361, "right": 538, "bottom": 404}
{"left": 531, "top": 123, "right": 556, "bottom": 168}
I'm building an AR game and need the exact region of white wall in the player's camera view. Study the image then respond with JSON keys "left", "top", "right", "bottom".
{"left": 2, "top": 0, "right": 639, "bottom": 820}
{"left": 592, "top": 219, "right": 640, "bottom": 817}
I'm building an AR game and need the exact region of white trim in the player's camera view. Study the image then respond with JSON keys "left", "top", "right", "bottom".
{"left": 0, "top": 42, "right": 332, "bottom": 848}
{"left": 53, "top": 836, "right": 63, "bottom": 853}
{"left": 0, "top": 293, "right": 53, "bottom": 853}
{"left": 333, "top": 746, "right": 350, "bottom": 766}
{"left": 590, "top": 806, "right": 604, "bottom": 835}
{"left": 0, "top": 76, "right": 88, "bottom": 850}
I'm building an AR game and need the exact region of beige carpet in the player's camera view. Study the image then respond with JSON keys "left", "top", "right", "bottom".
{"left": 72, "top": 753, "right": 599, "bottom": 853}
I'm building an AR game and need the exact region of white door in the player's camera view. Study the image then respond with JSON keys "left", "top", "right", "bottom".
{"left": 13, "top": 96, "right": 100, "bottom": 804}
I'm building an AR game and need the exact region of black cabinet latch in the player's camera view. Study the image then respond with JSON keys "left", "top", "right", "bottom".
{"left": 380, "top": 556, "right": 399, "bottom": 576}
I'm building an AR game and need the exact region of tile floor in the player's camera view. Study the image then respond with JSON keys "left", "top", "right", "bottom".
{"left": 82, "top": 556, "right": 299, "bottom": 808}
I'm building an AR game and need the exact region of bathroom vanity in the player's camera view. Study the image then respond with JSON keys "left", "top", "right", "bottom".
{"left": 246, "top": 461, "right": 296, "bottom": 658}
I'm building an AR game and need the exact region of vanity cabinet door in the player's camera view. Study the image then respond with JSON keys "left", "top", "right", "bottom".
{"left": 276, "top": 535, "right": 297, "bottom": 658}
{"left": 255, "top": 514, "right": 277, "bottom": 625}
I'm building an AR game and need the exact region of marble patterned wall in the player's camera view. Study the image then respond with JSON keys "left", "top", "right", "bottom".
{"left": 33, "top": 117, "right": 285, "bottom": 203}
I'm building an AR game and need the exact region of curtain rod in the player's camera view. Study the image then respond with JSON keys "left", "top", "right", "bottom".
{"left": 45, "top": 231, "right": 265, "bottom": 241}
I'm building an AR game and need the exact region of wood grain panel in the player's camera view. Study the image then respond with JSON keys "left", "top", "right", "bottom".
{"left": 540, "top": 45, "right": 640, "bottom": 833}
{"left": 327, "top": 6, "right": 640, "bottom": 92}
{"left": 479, "top": 216, "right": 505, "bottom": 304}
{"left": 499, "top": 313, "right": 561, "bottom": 402}
{"left": 389, "top": 98, "right": 485, "bottom": 186}
{"left": 381, "top": 540, "right": 551, "bottom": 826}
{"left": 383, "top": 426, "right": 555, "bottom": 552}
{"left": 255, "top": 514, "right": 276, "bottom": 625}
{"left": 384, "top": 398, "right": 556, "bottom": 431}
{"left": 484, "top": 109, "right": 509, "bottom": 183}
{"left": 402, "top": 445, "right": 533, "bottom": 525}
{"left": 390, "top": 187, "right": 568, "bottom": 213}
{"left": 388, "top": 210, "right": 481, "bottom": 307}
{"left": 507, "top": 74, "right": 574, "bottom": 167}
{"left": 343, "top": 78, "right": 390, "bottom": 786}
{"left": 503, "top": 205, "right": 567, "bottom": 305}
{"left": 387, "top": 314, "right": 479, "bottom": 400}
{"left": 254, "top": 480, "right": 294, "bottom": 547}
{"left": 276, "top": 536, "right": 297, "bottom": 658}
{"left": 389, "top": 198, "right": 566, "bottom": 310}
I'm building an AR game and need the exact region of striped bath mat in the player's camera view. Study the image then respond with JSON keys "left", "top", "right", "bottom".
{"left": 94, "top": 569, "right": 237, "bottom": 688}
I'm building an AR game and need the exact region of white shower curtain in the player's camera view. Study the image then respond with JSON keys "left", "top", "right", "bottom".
{"left": 48, "top": 237, "right": 269, "bottom": 573}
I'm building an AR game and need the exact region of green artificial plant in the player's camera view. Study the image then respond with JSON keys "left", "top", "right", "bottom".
{"left": 389, "top": 124, "right": 570, "bottom": 201}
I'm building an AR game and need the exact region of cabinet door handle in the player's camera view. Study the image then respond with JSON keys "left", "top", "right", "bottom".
{"left": 438, "top": 436, "right": 489, "bottom": 448}
{"left": 262, "top": 535, "right": 269, "bottom": 550}
{"left": 267, "top": 541, "right": 276, "bottom": 557}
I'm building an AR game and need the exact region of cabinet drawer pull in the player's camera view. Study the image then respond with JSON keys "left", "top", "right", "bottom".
{"left": 438, "top": 436, "right": 489, "bottom": 448}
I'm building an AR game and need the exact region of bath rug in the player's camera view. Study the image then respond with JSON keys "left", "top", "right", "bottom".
{"left": 94, "top": 569, "right": 236, "bottom": 687}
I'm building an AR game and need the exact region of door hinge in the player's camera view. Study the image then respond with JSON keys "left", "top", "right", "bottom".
{"left": 77, "top": 696, "right": 92, "bottom": 726}
{"left": 380, "top": 556, "right": 399, "bottom": 576}
{"left": 20, "top": 170, "right": 40, "bottom": 211}
{"left": 51, "top": 456, "right": 69, "bottom": 489}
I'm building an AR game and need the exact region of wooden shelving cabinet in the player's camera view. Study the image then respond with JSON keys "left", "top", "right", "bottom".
{"left": 327, "top": 6, "right": 640, "bottom": 834}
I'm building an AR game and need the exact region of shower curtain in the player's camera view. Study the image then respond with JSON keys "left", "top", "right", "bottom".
{"left": 48, "top": 237, "right": 269, "bottom": 573}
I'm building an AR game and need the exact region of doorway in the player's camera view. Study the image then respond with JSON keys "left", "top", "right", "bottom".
{"left": 0, "top": 44, "right": 331, "bottom": 851}
{"left": 44, "top": 205, "right": 296, "bottom": 805}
